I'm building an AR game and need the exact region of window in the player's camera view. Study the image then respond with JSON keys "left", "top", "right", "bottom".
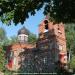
{"left": 44, "top": 25, "right": 48, "bottom": 32}
{"left": 58, "top": 28, "right": 62, "bottom": 34}
{"left": 43, "top": 57, "right": 47, "bottom": 64}
{"left": 10, "top": 51, "right": 14, "bottom": 58}
{"left": 13, "top": 57, "right": 16, "bottom": 65}
{"left": 45, "top": 24, "right": 48, "bottom": 29}
{"left": 59, "top": 45, "right": 63, "bottom": 51}
{"left": 24, "top": 36, "right": 28, "bottom": 42}
{"left": 18, "top": 34, "right": 28, "bottom": 43}
{"left": 44, "top": 20, "right": 48, "bottom": 33}
{"left": 22, "top": 35, "right": 25, "bottom": 40}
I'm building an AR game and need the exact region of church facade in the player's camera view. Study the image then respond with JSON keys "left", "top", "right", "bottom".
{"left": 5, "top": 18, "right": 67, "bottom": 72}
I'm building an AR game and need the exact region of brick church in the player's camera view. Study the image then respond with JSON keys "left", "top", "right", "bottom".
{"left": 5, "top": 18, "right": 67, "bottom": 72}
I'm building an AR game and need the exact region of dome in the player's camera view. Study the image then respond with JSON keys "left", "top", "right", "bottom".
{"left": 18, "top": 27, "right": 29, "bottom": 35}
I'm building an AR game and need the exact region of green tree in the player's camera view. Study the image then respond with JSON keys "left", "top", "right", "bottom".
{"left": 65, "top": 24, "right": 75, "bottom": 71}
{"left": 65, "top": 23, "right": 75, "bottom": 54}
{"left": 2, "top": 37, "right": 11, "bottom": 46}
{"left": 0, "top": 28, "right": 6, "bottom": 74}
{"left": 0, "top": 27, "right": 11, "bottom": 46}
{"left": 28, "top": 33, "right": 37, "bottom": 44}
{"left": 69, "top": 55, "right": 75, "bottom": 69}
{"left": 0, "top": 0, "right": 75, "bottom": 25}
{"left": 0, "top": 46, "right": 5, "bottom": 72}
{"left": 0, "top": 27, "right": 6, "bottom": 43}
{"left": 0, "top": 28, "right": 13, "bottom": 74}
{"left": 10, "top": 36, "right": 19, "bottom": 44}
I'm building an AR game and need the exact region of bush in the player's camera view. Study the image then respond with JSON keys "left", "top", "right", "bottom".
{"left": 69, "top": 55, "right": 75, "bottom": 70}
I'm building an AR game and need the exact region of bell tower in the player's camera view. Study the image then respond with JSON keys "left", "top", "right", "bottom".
{"left": 37, "top": 18, "right": 67, "bottom": 64}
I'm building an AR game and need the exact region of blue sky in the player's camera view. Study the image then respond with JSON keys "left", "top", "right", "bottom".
{"left": 0, "top": 8, "right": 45, "bottom": 38}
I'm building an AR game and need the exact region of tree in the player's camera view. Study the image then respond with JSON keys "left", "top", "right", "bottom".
{"left": 0, "top": 46, "right": 5, "bottom": 72}
{"left": 2, "top": 37, "right": 11, "bottom": 46}
{"left": 0, "top": 28, "right": 7, "bottom": 74}
{"left": 65, "top": 23, "right": 75, "bottom": 54}
{"left": 0, "top": 0, "right": 75, "bottom": 25}
{"left": 28, "top": 33, "right": 37, "bottom": 44}
{"left": 10, "top": 36, "right": 19, "bottom": 44}
{"left": 0, "top": 28, "right": 13, "bottom": 75}
{"left": 65, "top": 23, "right": 75, "bottom": 72}
{"left": 0, "top": 27, "right": 6, "bottom": 40}
{"left": 69, "top": 55, "right": 75, "bottom": 70}
{"left": 0, "top": 27, "right": 12, "bottom": 46}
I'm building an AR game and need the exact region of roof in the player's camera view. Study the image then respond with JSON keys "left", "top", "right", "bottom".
{"left": 11, "top": 43, "right": 36, "bottom": 51}
{"left": 18, "top": 26, "right": 29, "bottom": 35}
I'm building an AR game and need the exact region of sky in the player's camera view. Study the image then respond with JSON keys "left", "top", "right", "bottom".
{"left": 0, "top": 8, "right": 45, "bottom": 38}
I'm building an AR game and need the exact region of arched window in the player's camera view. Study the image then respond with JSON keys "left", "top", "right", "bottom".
{"left": 44, "top": 20, "right": 49, "bottom": 33}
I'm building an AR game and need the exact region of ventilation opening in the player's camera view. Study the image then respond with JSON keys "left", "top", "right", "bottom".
{"left": 44, "top": 20, "right": 48, "bottom": 24}
{"left": 44, "top": 20, "right": 48, "bottom": 32}
{"left": 45, "top": 24, "right": 48, "bottom": 29}
{"left": 58, "top": 28, "right": 62, "bottom": 34}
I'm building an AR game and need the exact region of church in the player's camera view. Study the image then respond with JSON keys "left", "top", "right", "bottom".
{"left": 5, "top": 27, "right": 35, "bottom": 70}
{"left": 5, "top": 18, "right": 67, "bottom": 72}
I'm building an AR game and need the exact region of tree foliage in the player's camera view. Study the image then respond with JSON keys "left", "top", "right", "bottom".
{"left": 10, "top": 36, "right": 19, "bottom": 44}
{"left": 28, "top": 33, "right": 37, "bottom": 44}
{"left": 69, "top": 55, "right": 75, "bottom": 70}
{"left": 0, "top": 28, "right": 7, "bottom": 73}
{"left": 0, "top": 27, "right": 12, "bottom": 46}
{"left": 0, "top": 46, "right": 5, "bottom": 72}
{"left": 0, "top": 0, "right": 75, "bottom": 25}
{"left": 65, "top": 24, "right": 75, "bottom": 71}
{"left": 0, "top": 27, "right": 6, "bottom": 41}
{"left": 65, "top": 23, "right": 75, "bottom": 54}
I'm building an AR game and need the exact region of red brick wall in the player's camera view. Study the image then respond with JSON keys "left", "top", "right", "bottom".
{"left": 38, "top": 19, "right": 67, "bottom": 64}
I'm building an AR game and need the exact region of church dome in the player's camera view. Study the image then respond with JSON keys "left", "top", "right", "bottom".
{"left": 18, "top": 27, "right": 29, "bottom": 35}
